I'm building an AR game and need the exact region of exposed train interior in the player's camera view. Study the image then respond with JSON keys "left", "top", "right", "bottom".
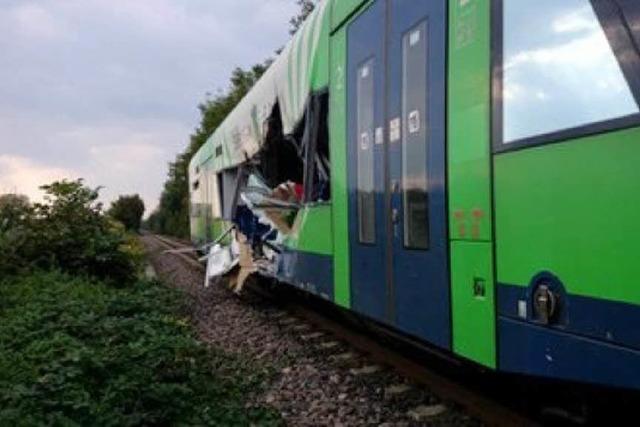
{"left": 191, "top": 91, "right": 330, "bottom": 289}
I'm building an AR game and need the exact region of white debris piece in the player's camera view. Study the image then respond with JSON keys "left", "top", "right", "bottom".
{"left": 204, "top": 241, "right": 239, "bottom": 287}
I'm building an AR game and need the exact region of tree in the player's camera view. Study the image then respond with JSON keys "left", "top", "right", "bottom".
{"left": 0, "top": 194, "right": 31, "bottom": 232}
{"left": 289, "top": 0, "right": 316, "bottom": 35}
{"left": 108, "top": 194, "right": 145, "bottom": 232}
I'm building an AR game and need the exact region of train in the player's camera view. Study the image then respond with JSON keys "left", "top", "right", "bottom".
{"left": 188, "top": 0, "right": 640, "bottom": 391}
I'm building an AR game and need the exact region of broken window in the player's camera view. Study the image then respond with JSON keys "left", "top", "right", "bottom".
{"left": 218, "top": 167, "right": 246, "bottom": 221}
{"left": 258, "top": 103, "right": 305, "bottom": 189}
{"left": 253, "top": 93, "right": 331, "bottom": 206}
{"left": 302, "top": 91, "right": 331, "bottom": 203}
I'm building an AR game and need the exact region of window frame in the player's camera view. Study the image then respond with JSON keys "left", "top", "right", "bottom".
{"left": 491, "top": 0, "right": 640, "bottom": 153}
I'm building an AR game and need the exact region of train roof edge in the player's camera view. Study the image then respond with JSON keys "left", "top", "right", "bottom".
{"left": 189, "top": 0, "right": 332, "bottom": 175}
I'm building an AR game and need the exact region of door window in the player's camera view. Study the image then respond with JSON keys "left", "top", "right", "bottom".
{"left": 357, "top": 59, "right": 376, "bottom": 244}
{"left": 402, "top": 21, "right": 429, "bottom": 249}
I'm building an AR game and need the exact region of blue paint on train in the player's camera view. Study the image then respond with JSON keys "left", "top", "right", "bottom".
{"left": 499, "top": 316, "right": 640, "bottom": 390}
{"left": 498, "top": 282, "right": 640, "bottom": 351}
{"left": 277, "top": 248, "right": 334, "bottom": 300}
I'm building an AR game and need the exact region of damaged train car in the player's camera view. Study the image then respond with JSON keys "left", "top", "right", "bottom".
{"left": 189, "top": 0, "right": 332, "bottom": 295}
{"left": 189, "top": 0, "right": 640, "bottom": 392}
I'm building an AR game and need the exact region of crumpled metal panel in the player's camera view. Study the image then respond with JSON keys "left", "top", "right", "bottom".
{"left": 190, "top": 0, "right": 331, "bottom": 175}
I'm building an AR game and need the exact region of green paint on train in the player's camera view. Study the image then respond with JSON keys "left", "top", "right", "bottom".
{"left": 448, "top": 0, "right": 496, "bottom": 368}
{"left": 495, "top": 127, "right": 640, "bottom": 305}
{"left": 188, "top": 0, "right": 640, "bottom": 390}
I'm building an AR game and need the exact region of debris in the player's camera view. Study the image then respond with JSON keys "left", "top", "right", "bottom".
{"left": 204, "top": 242, "right": 239, "bottom": 287}
{"left": 231, "top": 232, "right": 257, "bottom": 294}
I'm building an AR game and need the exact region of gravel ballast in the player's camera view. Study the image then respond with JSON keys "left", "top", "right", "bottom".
{"left": 142, "top": 235, "right": 480, "bottom": 426}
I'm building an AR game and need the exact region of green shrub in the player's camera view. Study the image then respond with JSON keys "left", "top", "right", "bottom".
{"left": 0, "top": 272, "right": 281, "bottom": 426}
{"left": 0, "top": 180, "right": 141, "bottom": 284}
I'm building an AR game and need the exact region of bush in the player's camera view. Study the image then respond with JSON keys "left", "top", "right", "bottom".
{"left": 0, "top": 180, "right": 141, "bottom": 284}
{"left": 0, "top": 272, "right": 281, "bottom": 426}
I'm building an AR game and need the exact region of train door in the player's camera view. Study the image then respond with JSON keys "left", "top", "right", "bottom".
{"left": 347, "top": 0, "right": 387, "bottom": 322}
{"left": 347, "top": 0, "right": 450, "bottom": 348}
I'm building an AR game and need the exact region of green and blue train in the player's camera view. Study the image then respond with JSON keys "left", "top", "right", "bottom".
{"left": 189, "top": 0, "right": 640, "bottom": 390}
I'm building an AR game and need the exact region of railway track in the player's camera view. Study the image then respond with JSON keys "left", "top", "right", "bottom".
{"left": 151, "top": 233, "right": 205, "bottom": 272}
{"left": 149, "top": 233, "right": 541, "bottom": 426}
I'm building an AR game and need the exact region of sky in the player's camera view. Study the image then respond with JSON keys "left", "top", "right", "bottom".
{"left": 0, "top": 0, "right": 298, "bottom": 213}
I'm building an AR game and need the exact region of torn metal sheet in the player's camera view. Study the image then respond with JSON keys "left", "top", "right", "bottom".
{"left": 241, "top": 181, "right": 301, "bottom": 236}
{"left": 204, "top": 241, "right": 239, "bottom": 288}
{"left": 188, "top": 0, "right": 330, "bottom": 177}
{"left": 230, "top": 232, "right": 258, "bottom": 294}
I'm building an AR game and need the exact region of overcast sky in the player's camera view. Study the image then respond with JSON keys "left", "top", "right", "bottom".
{"left": 0, "top": 0, "right": 297, "bottom": 213}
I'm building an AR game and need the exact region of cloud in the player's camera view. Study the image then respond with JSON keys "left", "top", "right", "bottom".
{"left": 0, "top": 0, "right": 297, "bottom": 215}
{"left": 0, "top": 111, "right": 189, "bottom": 212}
{"left": 0, "top": 155, "right": 78, "bottom": 202}
{"left": 9, "top": 3, "right": 66, "bottom": 41}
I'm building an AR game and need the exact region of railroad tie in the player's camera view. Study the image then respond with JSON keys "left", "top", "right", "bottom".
{"left": 317, "top": 341, "right": 340, "bottom": 350}
{"left": 268, "top": 311, "right": 287, "bottom": 319}
{"left": 278, "top": 316, "right": 298, "bottom": 325}
{"left": 300, "top": 331, "right": 325, "bottom": 341}
{"left": 407, "top": 404, "right": 448, "bottom": 421}
{"left": 384, "top": 384, "right": 412, "bottom": 398}
{"left": 349, "top": 365, "right": 382, "bottom": 376}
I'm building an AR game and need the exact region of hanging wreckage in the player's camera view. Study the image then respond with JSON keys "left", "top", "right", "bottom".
{"left": 189, "top": 1, "right": 331, "bottom": 294}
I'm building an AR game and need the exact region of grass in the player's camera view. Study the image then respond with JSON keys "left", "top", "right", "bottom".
{"left": 0, "top": 271, "right": 281, "bottom": 426}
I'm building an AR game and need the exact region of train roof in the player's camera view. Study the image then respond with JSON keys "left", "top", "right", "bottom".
{"left": 190, "top": 0, "right": 331, "bottom": 175}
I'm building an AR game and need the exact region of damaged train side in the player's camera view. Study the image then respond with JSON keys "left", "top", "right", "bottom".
{"left": 189, "top": 0, "right": 640, "bottom": 393}
{"left": 188, "top": 0, "right": 333, "bottom": 296}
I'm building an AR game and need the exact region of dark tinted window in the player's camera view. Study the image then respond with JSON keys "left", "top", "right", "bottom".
{"left": 402, "top": 21, "right": 429, "bottom": 249}
{"left": 356, "top": 59, "right": 376, "bottom": 244}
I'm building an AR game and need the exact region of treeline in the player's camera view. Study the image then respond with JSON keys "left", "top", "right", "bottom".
{"left": 146, "top": 0, "right": 315, "bottom": 239}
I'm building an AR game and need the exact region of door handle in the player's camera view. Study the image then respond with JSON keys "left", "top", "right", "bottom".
{"left": 391, "top": 180, "right": 400, "bottom": 194}
{"left": 392, "top": 208, "right": 400, "bottom": 224}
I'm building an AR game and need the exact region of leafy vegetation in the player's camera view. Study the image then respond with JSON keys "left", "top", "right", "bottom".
{"left": 0, "top": 181, "right": 280, "bottom": 425}
{"left": 146, "top": 0, "right": 317, "bottom": 238}
{"left": 0, "top": 180, "right": 141, "bottom": 284}
{"left": 108, "top": 194, "right": 145, "bottom": 232}
{"left": 0, "top": 272, "right": 280, "bottom": 426}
